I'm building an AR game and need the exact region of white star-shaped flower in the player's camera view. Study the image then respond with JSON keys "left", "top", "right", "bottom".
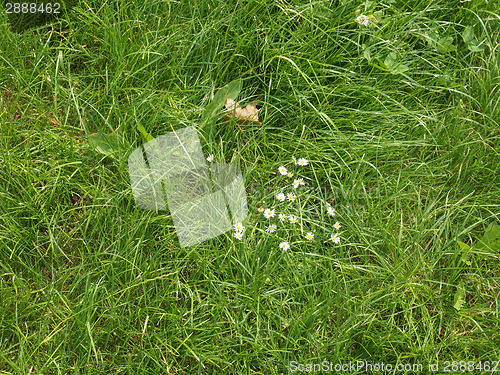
{"left": 279, "top": 242, "right": 290, "bottom": 251}
{"left": 264, "top": 208, "right": 275, "bottom": 219}
{"left": 278, "top": 166, "right": 288, "bottom": 175}
{"left": 234, "top": 222, "right": 245, "bottom": 232}
{"left": 330, "top": 233, "right": 340, "bottom": 244}
{"left": 266, "top": 224, "right": 277, "bottom": 233}
{"left": 297, "top": 158, "right": 308, "bottom": 166}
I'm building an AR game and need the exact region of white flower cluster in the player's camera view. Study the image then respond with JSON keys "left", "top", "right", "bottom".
{"left": 257, "top": 157, "right": 342, "bottom": 251}
{"left": 356, "top": 14, "right": 369, "bottom": 27}
{"left": 233, "top": 222, "right": 245, "bottom": 240}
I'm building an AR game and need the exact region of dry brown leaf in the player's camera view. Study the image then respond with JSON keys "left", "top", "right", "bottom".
{"left": 224, "top": 98, "right": 261, "bottom": 125}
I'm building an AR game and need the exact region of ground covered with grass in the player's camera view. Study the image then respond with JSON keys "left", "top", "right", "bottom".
{"left": 0, "top": 0, "right": 499, "bottom": 373}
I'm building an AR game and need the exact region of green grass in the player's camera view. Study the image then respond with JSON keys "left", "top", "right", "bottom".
{"left": 1, "top": 0, "right": 499, "bottom": 373}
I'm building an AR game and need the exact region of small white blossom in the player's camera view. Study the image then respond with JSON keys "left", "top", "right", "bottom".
{"left": 266, "top": 224, "right": 277, "bottom": 233}
{"left": 264, "top": 208, "right": 275, "bottom": 218}
{"left": 278, "top": 213, "right": 287, "bottom": 222}
{"left": 289, "top": 215, "right": 298, "bottom": 224}
{"left": 234, "top": 231, "right": 243, "bottom": 240}
{"left": 292, "top": 180, "right": 300, "bottom": 189}
{"left": 206, "top": 154, "right": 214, "bottom": 162}
{"left": 279, "top": 242, "right": 290, "bottom": 251}
{"left": 330, "top": 233, "right": 340, "bottom": 244}
{"left": 234, "top": 222, "right": 245, "bottom": 232}
{"left": 296, "top": 158, "right": 308, "bottom": 166}
{"left": 327, "top": 206, "right": 336, "bottom": 217}
{"left": 333, "top": 222, "right": 341, "bottom": 230}
{"left": 356, "top": 14, "right": 370, "bottom": 27}
{"left": 287, "top": 172, "right": 294, "bottom": 178}
{"left": 305, "top": 232, "right": 314, "bottom": 241}
{"left": 278, "top": 166, "right": 288, "bottom": 175}
{"left": 276, "top": 193, "right": 286, "bottom": 202}
{"left": 287, "top": 193, "right": 296, "bottom": 202}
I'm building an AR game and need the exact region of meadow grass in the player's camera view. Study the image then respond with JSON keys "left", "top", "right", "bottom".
{"left": 0, "top": 0, "right": 499, "bottom": 373}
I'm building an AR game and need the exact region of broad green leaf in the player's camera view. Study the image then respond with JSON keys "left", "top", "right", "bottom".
{"left": 457, "top": 223, "right": 499, "bottom": 266}
{"left": 457, "top": 241, "right": 472, "bottom": 265}
{"left": 384, "top": 52, "right": 397, "bottom": 68}
{"left": 468, "top": 39, "right": 485, "bottom": 52}
{"left": 462, "top": 26, "right": 474, "bottom": 44}
{"left": 225, "top": 79, "right": 243, "bottom": 101}
{"left": 424, "top": 31, "right": 440, "bottom": 48}
{"left": 389, "top": 62, "right": 409, "bottom": 75}
{"left": 457, "top": 241, "right": 470, "bottom": 251}
{"left": 453, "top": 281, "right": 466, "bottom": 311}
{"left": 200, "top": 78, "right": 242, "bottom": 127}
{"left": 383, "top": 52, "right": 409, "bottom": 75}
{"left": 137, "top": 123, "right": 154, "bottom": 143}
{"left": 88, "top": 132, "right": 125, "bottom": 158}
{"left": 362, "top": 44, "right": 372, "bottom": 62}
{"left": 436, "top": 36, "right": 456, "bottom": 53}
{"left": 474, "top": 223, "right": 500, "bottom": 252}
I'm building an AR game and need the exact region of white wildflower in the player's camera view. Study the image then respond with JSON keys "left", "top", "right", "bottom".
{"left": 356, "top": 14, "right": 369, "bottom": 27}
{"left": 264, "top": 208, "right": 275, "bottom": 219}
